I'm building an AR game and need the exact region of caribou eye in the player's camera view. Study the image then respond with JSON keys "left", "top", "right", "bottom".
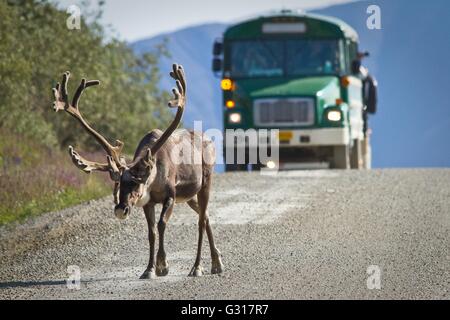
{"left": 130, "top": 175, "right": 145, "bottom": 184}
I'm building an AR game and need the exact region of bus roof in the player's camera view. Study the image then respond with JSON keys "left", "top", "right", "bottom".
{"left": 224, "top": 9, "right": 359, "bottom": 41}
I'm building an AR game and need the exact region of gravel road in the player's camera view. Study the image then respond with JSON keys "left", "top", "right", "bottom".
{"left": 0, "top": 169, "right": 448, "bottom": 300}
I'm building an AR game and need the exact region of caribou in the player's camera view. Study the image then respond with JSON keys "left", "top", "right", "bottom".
{"left": 51, "top": 64, "right": 223, "bottom": 278}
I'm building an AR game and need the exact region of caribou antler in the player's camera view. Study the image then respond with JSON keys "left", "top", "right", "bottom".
{"left": 68, "top": 147, "right": 121, "bottom": 181}
{"left": 151, "top": 64, "right": 187, "bottom": 154}
{"left": 52, "top": 71, "right": 124, "bottom": 179}
{"left": 68, "top": 146, "right": 109, "bottom": 173}
{"left": 168, "top": 63, "right": 186, "bottom": 108}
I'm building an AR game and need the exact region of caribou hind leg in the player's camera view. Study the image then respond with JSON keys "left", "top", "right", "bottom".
{"left": 187, "top": 183, "right": 223, "bottom": 276}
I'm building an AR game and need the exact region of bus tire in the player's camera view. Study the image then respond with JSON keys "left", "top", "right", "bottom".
{"left": 362, "top": 137, "right": 372, "bottom": 169}
{"left": 350, "top": 139, "right": 363, "bottom": 169}
{"left": 251, "top": 163, "right": 262, "bottom": 171}
{"left": 332, "top": 145, "right": 350, "bottom": 169}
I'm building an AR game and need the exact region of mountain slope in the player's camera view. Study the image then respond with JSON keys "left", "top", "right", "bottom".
{"left": 132, "top": 0, "right": 450, "bottom": 167}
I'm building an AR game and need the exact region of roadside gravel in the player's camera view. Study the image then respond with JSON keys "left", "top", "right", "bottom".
{"left": 0, "top": 169, "right": 448, "bottom": 299}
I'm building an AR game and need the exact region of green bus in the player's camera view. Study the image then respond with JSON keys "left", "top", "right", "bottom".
{"left": 212, "top": 10, "right": 377, "bottom": 171}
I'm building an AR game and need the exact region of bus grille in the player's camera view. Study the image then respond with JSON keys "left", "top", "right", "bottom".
{"left": 253, "top": 98, "right": 315, "bottom": 126}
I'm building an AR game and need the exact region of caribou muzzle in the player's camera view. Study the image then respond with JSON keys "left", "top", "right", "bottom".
{"left": 114, "top": 203, "right": 130, "bottom": 220}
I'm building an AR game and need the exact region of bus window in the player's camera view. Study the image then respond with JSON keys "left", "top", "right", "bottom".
{"left": 230, "top": 40, "right": 283, "bottom": 77}
{"left": 286, "top": 39, "right": 341, "bottom": 76}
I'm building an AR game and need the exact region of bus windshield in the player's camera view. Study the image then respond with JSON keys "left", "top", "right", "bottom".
{"left": 230, "top": 40, "right": 284, "bottom": 77}
{"left": 230, "top": 39, "right": 342, "bottom": 78}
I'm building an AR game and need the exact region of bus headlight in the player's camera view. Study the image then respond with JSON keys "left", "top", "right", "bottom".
{"left": 229, "top": 113, "right": 241, "bottom": 124}
{"left": 266, "top": 160, "right": 277, "bottom": 169}
{"left": 327, "top": 110, "right": 342, "bottom": 122}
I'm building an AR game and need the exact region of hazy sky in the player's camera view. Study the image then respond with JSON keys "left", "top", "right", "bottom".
{"left": 57, "top": 0, "right": 356, "bottom": 41}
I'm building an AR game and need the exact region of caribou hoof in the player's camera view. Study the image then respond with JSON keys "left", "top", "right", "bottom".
{"left": 211, "top": 255, "right": 224, "bottom": 274}
{"left": 156, "top": 266, "right": 169, "bottom": 276}
{"left": 211, "top": 264, "right": 223, "bottom": 275}
{"left": 140, "top": 269, "right": 156, "bottom": 279}
{"left": 188, "top": 266, "right": 203, "bottom": 277}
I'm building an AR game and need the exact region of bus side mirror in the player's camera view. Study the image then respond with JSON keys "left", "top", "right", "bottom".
{"left": 213, "top": 41, "right": 223, "bottom": 56}
{"left": 353, "top": 51, "right": 370, "bottom": 74}
{"left": 212, "top": 58, "right": 222, "bottom": 72}
{"left": 358, "top": 51, "right": 370, "bottom": 58}
{"left": 366, "top": 75, "right": 377, "bottom": 114}
{"left": 351, "top": 59, "right": 361, "bottom": 75}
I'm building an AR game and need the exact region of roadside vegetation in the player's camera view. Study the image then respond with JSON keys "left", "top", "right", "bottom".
{"left": 0, "top": 130, "right": 112, "bottom": 225}
{"left": 0, "top": 0, "right": 171, "bottom": 225}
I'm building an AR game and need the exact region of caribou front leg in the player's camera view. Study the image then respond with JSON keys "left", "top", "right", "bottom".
{"left": 140, "top": 203, "right": 156, "bottom": 279}
{"left": 156, "top": 196, "right": 174, "bottom": 276}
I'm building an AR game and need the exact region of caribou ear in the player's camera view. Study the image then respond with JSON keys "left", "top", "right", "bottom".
{"left": 130, "top": 148, "right": 154, "bottom": 181}
{"left": 143, "top": 148, "right": 152, "bottom": 166}
{"left": 135, "top": 148, "right": 153, "bottom": 168}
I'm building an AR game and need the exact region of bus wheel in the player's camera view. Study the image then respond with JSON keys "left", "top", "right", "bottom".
{"left": 251, "top": 163, "right": 262, "bottom": 171}
{"left": 350, "top": 139, "right": 363, "bottom": 169}
{"left": 362, "top": 137, "right": 372, "bottom": 169}
{"left": 331, "top": 145, "right": 350, "bottom": 169}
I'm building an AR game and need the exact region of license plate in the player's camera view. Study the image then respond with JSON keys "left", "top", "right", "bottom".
{"left": 278, "top": 131, "right": 293, "bottom": 141}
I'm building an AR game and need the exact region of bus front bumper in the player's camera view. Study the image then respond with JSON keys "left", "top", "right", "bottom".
{"left": 275, "top": 128, "right": 349, "bottom": 147}
{"left": 222, "top": 127, "right": 350, "bottom": 150}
